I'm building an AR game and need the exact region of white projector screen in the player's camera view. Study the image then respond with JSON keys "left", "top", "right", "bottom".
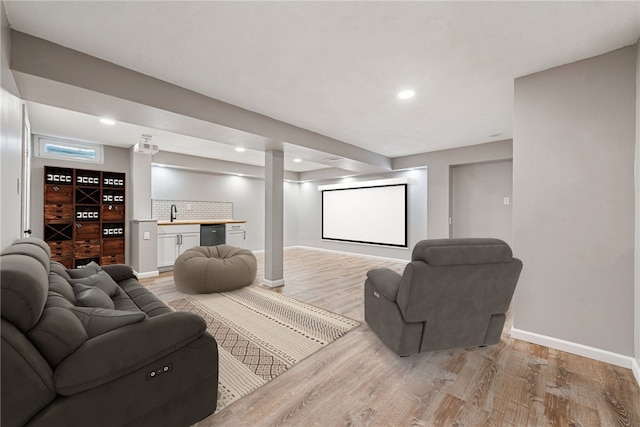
{"left": 322, "top": 184, "right": 407, "bottom": 247}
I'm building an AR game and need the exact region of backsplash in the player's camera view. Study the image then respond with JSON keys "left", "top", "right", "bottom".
{"left": 152, "top": 200, "right": 233, "bottom": 221}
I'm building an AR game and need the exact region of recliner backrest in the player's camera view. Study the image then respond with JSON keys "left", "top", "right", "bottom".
{"left": 0, "top": 242, "right": 50, "bottom": 332}
{"left": 411, "top": 238, "right": 514, "bottom": 265}
{"left": 396, "top": 238, "right": 522, "bottom": 350}
{"left": 1, "top": 240, "right": 59, "bottom": 427}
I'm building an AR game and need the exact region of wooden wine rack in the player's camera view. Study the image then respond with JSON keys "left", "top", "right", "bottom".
{"left": 44, "top": 166, "right": 125, "bottom": 268}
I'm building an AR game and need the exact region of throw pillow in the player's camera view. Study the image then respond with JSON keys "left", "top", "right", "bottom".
{"left": 67, "top": 261, "right": 102, "bottom": 279}
{"left": 74, "top": 285, "right": 115, "bottom": 310}
{"left": 70, "top": 307, "right": 147, "bottom": 338}
{"left": 69, "top": 270, "right": 120, "bottom": 297}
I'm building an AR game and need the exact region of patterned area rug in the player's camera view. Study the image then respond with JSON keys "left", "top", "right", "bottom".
{"left": 169, "top": 285, "right": 360, "bottom": 412}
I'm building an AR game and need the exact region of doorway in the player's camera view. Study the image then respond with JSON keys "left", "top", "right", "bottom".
{"left": 449, "top": 159, "right": 513, "bottom": 245}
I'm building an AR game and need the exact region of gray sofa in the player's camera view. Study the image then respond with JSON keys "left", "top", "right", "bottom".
{"left": 1, "top": 238, "right": 218, "bottom": 427}
{"left": 364, "top": 238, "right": 522, "bottom": 356}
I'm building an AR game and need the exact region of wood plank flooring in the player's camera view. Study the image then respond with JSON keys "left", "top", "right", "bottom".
{"left": 140, "top": 248, "right": 640, "bottom": 426}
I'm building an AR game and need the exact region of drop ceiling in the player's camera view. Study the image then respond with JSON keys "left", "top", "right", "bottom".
{"left": 4, "top": 1, "right": 640, "bottom": 173}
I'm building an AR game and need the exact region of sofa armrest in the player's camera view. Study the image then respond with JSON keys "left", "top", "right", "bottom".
{"left": 100, "top": 264, "right": 136, "bottom": 283}
{"left": 366, "top": 268, "right": 402, "bottom": 301}
{"left": 53, "top": 311, "right": 206, "bottom": 395}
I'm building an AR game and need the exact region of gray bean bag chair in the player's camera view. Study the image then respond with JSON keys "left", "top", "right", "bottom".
{"left": 174, "top": 245, "right": 257, "bottom": 293}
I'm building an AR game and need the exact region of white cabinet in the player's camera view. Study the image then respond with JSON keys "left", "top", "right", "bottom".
{"left": 157, "top": 233, "right": 180, "bottom": 268}
{"left": 226, "top": 222, "right": 246, "bottom": 248}
{"left": 157, "top": 224, "right": 200, "bottom": 268}
{"left": 179, "top": 232, "right": 200, "bottom": 255}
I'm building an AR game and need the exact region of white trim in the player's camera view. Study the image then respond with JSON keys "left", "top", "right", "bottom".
{"left": 134, "top": 270, "right": 159, "bottom": 279}
{"left": 263, "top": 278, "right": 285, "bottom": 288}
{"left": 511, "top": 328, "right": 636, "bottom": 369}
{"left": 317, "top": 177, "right": 408, "bottom": 191}
{"left": 632, "top": 358, "right": 640, "bottom": 388}
{"left": 288, "top": 245, "right": 408, "bottom": 264}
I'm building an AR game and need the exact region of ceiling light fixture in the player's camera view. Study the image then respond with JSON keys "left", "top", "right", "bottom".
{"left": 99, "top": 118, "right": 116, "bottom": 125}
{"left": 293, "top": 158, "right": 302, "bottom": 163}
{"left": 235, "top": 147, "right": 245, "bottom": 152}
{"left": 323, "top": 156, "right": 343, "bottom": 162}
{"left": 397, "top": 90, "right": 415, "bottom": 100}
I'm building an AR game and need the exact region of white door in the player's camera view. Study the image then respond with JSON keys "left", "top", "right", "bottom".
{"left": 179, "top": 232, "right": 200, "bottom": 255}
{"left": 157, "top": 234, "right": 178, "bottom": 267}
{"left": 21, "top": 104, "right": 31, "bottom": 237}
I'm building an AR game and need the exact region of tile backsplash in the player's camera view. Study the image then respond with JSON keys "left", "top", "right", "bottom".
{"left": 152, "top": 199, "right": 233, "bottom": 222}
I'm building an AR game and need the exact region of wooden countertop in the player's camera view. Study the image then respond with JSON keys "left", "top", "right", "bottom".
{"left": 157, "top": 219, "right": 246, "bottom": 225}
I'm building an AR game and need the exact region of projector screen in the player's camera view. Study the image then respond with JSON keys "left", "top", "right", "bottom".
{"left": 322, "top": 184, "right": 407, "bottom": 247}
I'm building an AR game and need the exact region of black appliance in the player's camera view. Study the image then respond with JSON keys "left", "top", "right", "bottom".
{"left": 200, "top": 224, "right": 226, "bottom": 246}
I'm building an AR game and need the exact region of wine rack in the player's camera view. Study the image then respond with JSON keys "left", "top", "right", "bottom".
{"left": 43, "top": 166, "right": 126, "bottom": 268}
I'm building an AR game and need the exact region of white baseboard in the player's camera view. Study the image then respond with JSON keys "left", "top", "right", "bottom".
{"left": 135, "top": 270, "right": 159, "bottom": 279}
{"left": 632, "top": 358, "right": 640, "bottom": 388}
{"left": 290, "top": 245, "right": 408, "bottom": 264}
{"left": 511, "top": 328, "right": 636, "bottom": 372}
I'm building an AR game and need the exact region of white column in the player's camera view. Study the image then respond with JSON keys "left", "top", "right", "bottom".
{"left": 264, "top": 150, "right": 284, "bottom": 287}
{"left": 129, "top": 148, "right": 153, "bottom": 219}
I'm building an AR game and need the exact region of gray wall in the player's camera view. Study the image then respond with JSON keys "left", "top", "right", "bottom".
{"left": 450, "top": 159, "right": 513, "bottom": 245}
{"left": 394, "top": 140, "right": 513, "bottom": 240}
{"left": 514, "top": 45, "right": 636, "bottom": 356}
{"left": 1, "top": 3, "right": 24, "bottom": 250}
{"left": 30, "top": 144, "right": 132, "bottom": 262}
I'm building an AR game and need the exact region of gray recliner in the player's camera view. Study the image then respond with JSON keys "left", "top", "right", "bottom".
{"left": 364, "top": 238, "right": 522, "bottom": 356}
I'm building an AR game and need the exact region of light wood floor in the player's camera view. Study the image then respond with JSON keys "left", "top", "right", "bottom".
{"left": 141, "top": 248, "right": 640, "bottom": 427}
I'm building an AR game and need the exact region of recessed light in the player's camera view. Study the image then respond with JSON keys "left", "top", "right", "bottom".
{"left": 488, "top": 133, "right": 503, "bottom": 138}
{"left": 397, "top": 90, "right": 415, "bottom": 100}
{"left": 293, "top": 158, "right": 302, "bottom": 163}
{"left": 99, "top": 118, "right": 116, "bottom": 125}
{"left": 235, "top": 147, "right": 245, "bottom": 152}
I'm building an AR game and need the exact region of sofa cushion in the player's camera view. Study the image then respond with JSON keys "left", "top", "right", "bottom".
{"left": 117, "top": 278, "right": 173, "bottom": 317}
{"left": 74, "top": 285, "right": 115, "bottom": 310}
{"left": 27, "top": 307, "right": 88, "bottom": 367}
{"left": 67, "top": 261, "right": 101, "bottom": 279}
{"left": 0, "top": 253, "right": 49, "bottom": 332}
{"left": 50, "top": 261, "right": 72, "bottom": 281}
{"left": 70, "top": 307, "right": 147, "bottom": 338}
{"left": 101, "top": 264, "right": 136, "bottom": 283}
{"left": 69, "top": 271, "right": 120, "bottom": 297}
{"left": 49, "top": 274, "right": 76, "bottom": 303}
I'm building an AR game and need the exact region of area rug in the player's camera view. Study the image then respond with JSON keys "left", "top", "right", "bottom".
{"left": 169, "top": 285, "right": 360, "bottom": 412}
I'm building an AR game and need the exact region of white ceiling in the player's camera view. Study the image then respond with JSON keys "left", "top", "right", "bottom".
{"left": 5, "top": 1, "right": 640, "bottom": 172}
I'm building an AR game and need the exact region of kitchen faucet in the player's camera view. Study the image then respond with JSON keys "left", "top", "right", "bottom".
{"left": 170, "top": 204, "right": 177, "bottom": 222}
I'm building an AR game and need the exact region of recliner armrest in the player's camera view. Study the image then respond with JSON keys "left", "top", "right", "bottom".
{"left": 366, "top": 268, "right": 402, "bottom": 301}
{"left": 53, "top": 311, "right": 206, "bottom": 395}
